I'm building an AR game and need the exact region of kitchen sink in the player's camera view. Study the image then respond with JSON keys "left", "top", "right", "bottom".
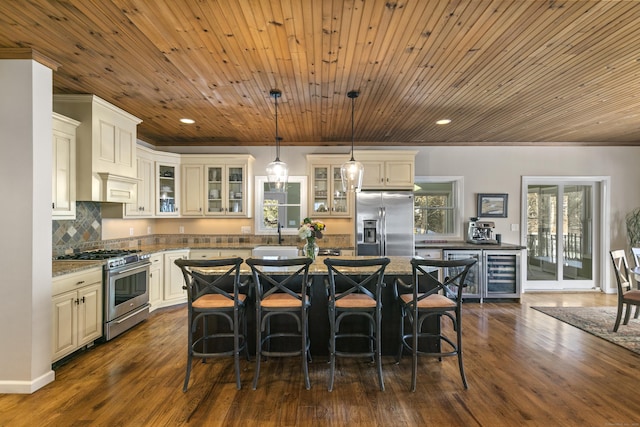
{"left": 251, "top": 245, "right": 300, "bottom": 258}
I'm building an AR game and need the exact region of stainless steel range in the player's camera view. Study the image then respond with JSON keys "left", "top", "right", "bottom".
{"left": 57, "top": 249, "right": 151, "bottom": 340}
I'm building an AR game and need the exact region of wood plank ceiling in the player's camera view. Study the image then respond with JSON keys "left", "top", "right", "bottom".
{"left": 1, "top": 0, "right": 639, "bottom": 147}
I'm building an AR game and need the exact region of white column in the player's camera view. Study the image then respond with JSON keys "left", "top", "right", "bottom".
{"left": 0, "top": 51, "right": 57, "bottom": 393}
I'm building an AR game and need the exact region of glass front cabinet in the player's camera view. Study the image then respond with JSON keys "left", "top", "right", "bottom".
{"left": 306, "top": 155, "right": 351, "bottom": 217}
{"left": 156, "top": 161, "right": 180, "bottom": 216}
{"left": 205, "top": 165, "right": 247, "bottom": 216}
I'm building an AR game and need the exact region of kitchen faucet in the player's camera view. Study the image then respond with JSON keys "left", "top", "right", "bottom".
{"left": 277, "top": 222, "right": 283, "bottom": 245}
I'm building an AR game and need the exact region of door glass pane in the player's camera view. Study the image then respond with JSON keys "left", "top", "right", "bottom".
{"left": 527, "top": 185, "right": 558, "bottom": 281}
{"left": 562, "top": 185, "right": 592, "bottom": 280}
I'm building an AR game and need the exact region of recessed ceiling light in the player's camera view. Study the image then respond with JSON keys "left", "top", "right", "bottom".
{"left": 180, "top": 118, "right": 195, "bottom": 124}
{"left": 436, "top": 119, "right": 451, "bottom": 125}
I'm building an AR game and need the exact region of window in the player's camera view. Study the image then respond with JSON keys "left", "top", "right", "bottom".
{"left": 413, "top": 176, "right": 463, "bottom": 240}
{"left": 255, "top": 176, "right": 308, "bottom": 235}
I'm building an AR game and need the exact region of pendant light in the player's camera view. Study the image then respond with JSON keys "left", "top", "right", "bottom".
{"left": 341, "top": 90, "right": 364, "bottom": 192}
{"left": 266, "top": 89, "right": 288, "bottom": 191}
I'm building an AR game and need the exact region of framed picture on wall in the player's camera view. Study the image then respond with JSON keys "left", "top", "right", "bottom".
{"left": 477, "top": 193, "right": 508, "bottom": 218}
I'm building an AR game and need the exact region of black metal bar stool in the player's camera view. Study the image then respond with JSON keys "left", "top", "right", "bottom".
{"left": 246, "top": 257, "right": 313, "bottom": 390}
{"left": 175, "top": 257, "right": 249, "bottom": 391}
{"left": 323, "top": 257, "right": 390, "bottom": 391}
{"left": 394, "top": 257, "right": 477, "bottom": 391}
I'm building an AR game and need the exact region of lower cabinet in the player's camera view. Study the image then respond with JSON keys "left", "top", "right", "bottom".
{"left": 163, "top": 250, "right": 189, "bottom": 305}
{"left": 52, "top": 267, "right": 103, "bottom": 363}
{"left": 148, "top": 253, "right": 164, "bottom": 311}
{"left": 190, "top": 249, "right": 252, "bottom": 259}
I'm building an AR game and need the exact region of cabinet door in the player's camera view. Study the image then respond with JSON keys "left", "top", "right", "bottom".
{"left": 52, "top": 128, "right": 76, "bottom": 219}
{"left": 148, "top": 254, "right": 163, "bottom": 310}
{"left": 205, "top": 166, "right": 224, "bottom": 215}
{"left": 164, "top": 251, "right": 189, "bottom": 301}
{"left": 77, "top": 283, "right": 103, "bottom": 346}
{"left": 52, "top": 290, "right": 78, "bottom": 362}
{"left": 361, "top": 161, "right": 385, "bottom": 189}
{"left": 311, "top": 166, "right": 330, "bottom": 216}
{"left": 125, "top": 156, "right": 154, "bottom": 217}
{"left": 226, "top": 166, "right": 246, "bottom": 216}
{"left": 181, "top": 164, "right": 204, "bottom": 216}
{"left": 156, "top": 163, "right": 179, "bottom": 216}
{"left": 331, "top": 165, "right": 350, "bottom": 216}
{"left": 385, "top": 160, "right": 414, "bottom": 188}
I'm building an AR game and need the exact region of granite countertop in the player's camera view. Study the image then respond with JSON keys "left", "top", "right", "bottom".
{"left": 53, "top": 260, "right": 105, "bottom": 277}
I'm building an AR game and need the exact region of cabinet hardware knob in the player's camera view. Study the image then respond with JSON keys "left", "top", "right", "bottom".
{"left": 81, "top": 296, "right": 85, "bottom": 303}
{"left": 75, "top": 298, "right": 80, "bottom": 305}
{"left": 76, "top": 280, "right": 85, "bottom": 285}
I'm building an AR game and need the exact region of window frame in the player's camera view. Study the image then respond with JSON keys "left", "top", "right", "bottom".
{"left": 254, "top": 176, "right": 308, "bottom": 235}
{"left": 413, "top": 176, "right": 464, "bottom": 240}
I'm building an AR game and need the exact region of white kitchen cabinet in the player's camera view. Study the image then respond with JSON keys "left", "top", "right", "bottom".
{"left": 180, "top": 155, "right": 254, "bottom": 218}
{"left": 148, "top": 253, "right": 164, "bottom": 311}
{"left": 52, "top": 113, "right": 80, "bottom": 219}
{"left": 53, "top": 94, "right": 142, "bottom": 203}
{"left": 306, "top": 155, "right": 351, "bottom": 217}
{"left": 181, "top": 164, "right": 205, "bottom": 216}
{"left": 353, "top": 150, "right": 417, "bottom": 190}
{"left": 163, "top": 250, "right": 189, "bottom": 304}
{"left": 218, "top": 249, "right": 252, "bottom": 258}
{"left": 52, "top": 267, "right": 103, "bottom": 362}
{"left": 125, "top": 147, "right": 155, "bottom": 217}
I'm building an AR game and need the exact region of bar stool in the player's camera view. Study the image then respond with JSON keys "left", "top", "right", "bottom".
{"left": 323, "top": 257, "right": 390, "bottom": 391}
{"left": 175, "top": 257, "right": 249, "bottom": 391}
{"left": 246, "top": 257, "right": 313, "bottom": 390}
{"left": 394, "top": 257, "right": 477, "bottom": 391}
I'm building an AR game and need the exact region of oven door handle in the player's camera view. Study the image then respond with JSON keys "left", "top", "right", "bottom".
{"left": 110, "top": 263, "right": 150, "bottom": 276}
{"left": 115, "top": 304, "right": 150, "bottom": 324}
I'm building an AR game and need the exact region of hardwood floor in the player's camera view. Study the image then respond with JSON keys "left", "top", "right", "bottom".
{"left": 1, "top": 292, "right": 638, "bottom": 426}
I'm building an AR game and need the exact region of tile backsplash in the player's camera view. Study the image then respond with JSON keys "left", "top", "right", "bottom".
{"left": 52, "top": 201, "right": 102, "bottom": 254}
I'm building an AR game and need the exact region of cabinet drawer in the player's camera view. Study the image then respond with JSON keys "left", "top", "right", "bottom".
{"left": 53, "top": 267, "right": 102, "bottom": 296}
{"left": 415, "top": 249, "right": 442, "bottom": 259}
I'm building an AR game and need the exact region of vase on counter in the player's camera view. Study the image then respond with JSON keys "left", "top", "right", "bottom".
{"left": 303, "top": 237, "right": 319, "bottom": 261}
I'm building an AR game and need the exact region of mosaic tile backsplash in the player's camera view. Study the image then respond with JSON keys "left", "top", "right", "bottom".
{"left": 52, "top": 201, "right": 102, "bottom": 253}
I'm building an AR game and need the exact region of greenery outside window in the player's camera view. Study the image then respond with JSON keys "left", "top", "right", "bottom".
{"left": 413, "top": 176, "right": 464, "bottom": 240}
{"left": 255, "top": 176, "right": 308, "bottom": 235}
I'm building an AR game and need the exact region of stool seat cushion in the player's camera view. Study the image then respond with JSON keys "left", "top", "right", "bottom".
{"left": 193, "top": 293, "right": 246, "bottom": 309}
{"left": 335, "top": 293, "right": 376, "bottom": 308}
{"left": 623, "top": 289, "right": 640, "bottom": 302}
{"left": 400, "top": 293, "right": 456, "bottom": 308}
{"left": 261, "top": 293, "right": 306, "bottom": 308}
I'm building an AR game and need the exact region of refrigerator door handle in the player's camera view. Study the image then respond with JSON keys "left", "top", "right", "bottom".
{"left": 380, "top": 207, "right": 386, "bottom": 256}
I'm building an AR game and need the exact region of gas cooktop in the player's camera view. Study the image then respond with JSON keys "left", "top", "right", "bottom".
{"left": 56, "top": 249, "right": 142, "bottom": 260}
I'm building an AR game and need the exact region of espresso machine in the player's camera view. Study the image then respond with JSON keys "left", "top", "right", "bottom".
{"left": 467, "top": 218, "right": 498, "bottom": 244}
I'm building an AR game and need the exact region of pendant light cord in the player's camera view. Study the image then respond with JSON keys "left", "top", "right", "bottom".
{"left": 271, "top": 89, "right": 281, "bottom": 161}
{"left": 347, "top": 90, "right": 359, "bottom": 161}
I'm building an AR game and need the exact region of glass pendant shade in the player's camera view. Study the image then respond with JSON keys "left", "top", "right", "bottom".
{"left": 267, "top": 89, "right": 288, "bottom": 191}
{"left": 341, "top": 159, "right": 364, "bottom": 193}
{"left": 341, "top": 90, "right": 363, "bottom": 192}
{"left": 266, "top": 158, "right": 289, "bottom": 192}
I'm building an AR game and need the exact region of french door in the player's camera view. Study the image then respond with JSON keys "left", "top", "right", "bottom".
{"left": 523, "top": 178, "right": 604, "bottom": 291}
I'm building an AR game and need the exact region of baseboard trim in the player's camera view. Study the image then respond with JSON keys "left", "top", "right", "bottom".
{"left": 0, "top": 369, "right": 55, "bottom": 394}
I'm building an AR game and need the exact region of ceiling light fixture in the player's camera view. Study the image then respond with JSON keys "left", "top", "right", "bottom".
{"left": 436, "top": 118, "right": 451, "bottom": 125}
{"left": 180, "top": 118, "right": 195, "bottom": 124}
{"left": 266, "top": 89, "right": 288, "bottom": 192}
{"left": 341, "top": 90, "right": 364, "bottom": 193}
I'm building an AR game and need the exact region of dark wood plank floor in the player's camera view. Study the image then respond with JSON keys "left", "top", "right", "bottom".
{"left": 1, "top": 292, "right": 639, "bottom": 426}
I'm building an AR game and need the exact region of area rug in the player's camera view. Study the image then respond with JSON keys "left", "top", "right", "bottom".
{"left": 531, "top": 306, "right": 640, "bottom": 355}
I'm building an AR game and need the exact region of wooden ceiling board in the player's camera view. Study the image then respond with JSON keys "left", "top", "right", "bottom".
{"left": 1, "top": 0, "right": 639, "bottom": 146}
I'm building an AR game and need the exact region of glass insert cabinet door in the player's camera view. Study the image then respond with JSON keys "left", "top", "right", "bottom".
{"left": 158, "top": 164, "right": 178, "bottom": 214}
{"left": 206, "top": 165, "right": 245, "bottom": 215}
{"left": 311, "top": 165, "right": 349, "bottom": 216}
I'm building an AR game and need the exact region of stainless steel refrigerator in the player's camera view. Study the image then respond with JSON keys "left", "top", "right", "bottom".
{"left": 355, "top": 191, "right": 414, "bottom": 256}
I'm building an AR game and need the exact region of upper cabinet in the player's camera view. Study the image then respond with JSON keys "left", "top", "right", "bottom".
{"left": 52, "top": 113, "right": 80, "bottom": 219}
{"left": 124, "top": 146, "right": 155, "bottom": 217}
{"left": 354, "top": 150, "right": 417, "bottom": 190}
{"left": 53, "top": 94, "right": 142, "bottom": 203}
{"left": 156, "top": 153, "right": 181, "bottom": 216}
{"left": 181, "top": 155, "right": 254, "bottom": 218}
{"left": 306, "top": 154, "right": 351, "bottom": 217}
